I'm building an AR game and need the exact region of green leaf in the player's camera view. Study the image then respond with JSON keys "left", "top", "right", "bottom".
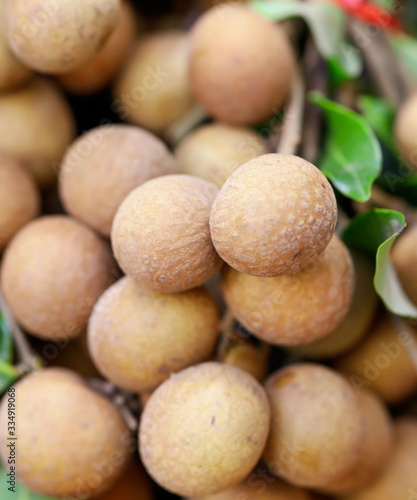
{"left": 249, "top": 0, "right": 363, "bottom": 82}
{"left": 0, "top": 360, "right": 19, "bottom": 395}
{"left": 0, "top": 465, "right": 56, "bottom": 499}
{"left": 358, "top": 95, "right": 397, "bottom": 152}
{"left": 389, "top": 33, "right": 417, "bottom": 80}
{"left": 0, "top": 311, "right": 14, "bottom": 364}
{"left": 343, "top": 209, "right": 417, "bottom": 318}
{"left": 310, "top": 93, "right": 382, "bottom": 202}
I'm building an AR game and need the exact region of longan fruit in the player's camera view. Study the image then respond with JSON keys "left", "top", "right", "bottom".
{"left": 175, "top": 123, "right": 268, "bottom": 188}
{"left": 322, "top": 388, "right": 393, "bottom": 494}
{"left": 56, "top": 0, "right": 137, "bottom": 94}
{"left": 0, "top": 5, "right": 33, "bottom": 92}
{"left": 210, "top": 154, "right": 337, "bottom": 277}
{"left": 394, "top": 92, "right": 417, "bottom": 170}
{"left": 5, "top": 0, "right": 121, "bottom": 74}
{"left": 111, "top": 175, "right": 223, "bottom": 293}
{"left": 113, "top": 31, "right": 194, "bottom": 134}
{"left": 0, "top": 153, "right": 40, "bottom": 251}
{"left": 190, "top": 478, "right": 312, "bottom": 499}
{"left": 59, "top": 124, "right": 177, "bottom": 236}
{"left": 221, "top": 235, "right": 355, "bottom": 346}
{"left": 189, "top": 4, "right": 295, "bottom": 125}
{"left": 392, "top": 225, "right": 417, "bottom": 305}
{"left": 263, "top": 363, "right": 364, "bottom": 489}
{"left": 336, "top": 315, "right": 417, "bottom": 405}
{"left": 340, "top": 418, "right": 417, "bottom": 500}
{"left": 88, "top": 276, "right": 219, "bottom": 392}
{"left": 0, "top": 77, "right": 76, "bottom": 188}
{"left": 139, "top": 362, "right": 270, "bottom": 497}
{"left": 0, "top": 368, "right": 132, "bottom": 499}
{"left": 0, "top": 215, "right": 115, "bottom": 341}
{"left": 289, "top": 252, "right": 378, "bottom": 359}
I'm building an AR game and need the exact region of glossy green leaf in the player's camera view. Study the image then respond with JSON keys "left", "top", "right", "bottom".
{"left": 310, "top": 93, "right": 382, "bottom": 201}
{"left": 0, "top": 311, "right": 14, "bottom": 364}
{"left": 0, "top": 465, "right": 56, "bottom": 499}
{"left": 343, "top": 209, "right": 417, "bottom": 318}
{"left": 249, "top": 0, "right": 363, "bottom": 81}
{"left": 358, "top": 95, "right": 396, "bottom": 151}
{"left": 0, "top": 360, "right": 19, "bottom": 395}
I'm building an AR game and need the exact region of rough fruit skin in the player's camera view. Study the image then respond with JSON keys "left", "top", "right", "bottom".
{"left": 336, "top": 316, "right": 417, "bottom": 405}
{"left": 210, "top": 154, "right": 337, "bottom": 277}
{"left": 0, "top": 78, "right": 76, "bottom": 188}
{"left": 0, "top": 368, "right": 132, "bottom": 499}
{"left": 88, "top": 276, "right": 219, "bottom": 392}
{"left": 340, "top": 418, "right": 417, "bottom": 500}
{"left": 139, "top": 362, "right": 271, "bottom": 497}
{"left": 57, "top": 0, "right": 137, "bottom": 94}
{"left": 0, "top": 216, "right": 115, "bottom": 340}
{"left": 113, "top": 31, "right": 194, "bottom": 134}
{"left": 175, "top": 123, "right": 268, "bottom": 188}
{"left": 111, "top": 175, "right": 223, "bottom": 293}
{"left": 391, "top": 225, "right": 417, "bottom": 305}
{"left": 189, "top": 5, "right": 295, "bottom": 125}
{"left": 59, "top": 124, "right": 177, "bottom": 236}
{"left": 0, "top": 153, "right": 40, "bottom": 251}
{"left": 263, "top": 363, "right": 364, "bottom": 489}
{"left": 221, "top": 235, "right": 355, "bottom": 346}
{"left": 394, "top": 92, "right": 417, "bottom": 171}
{"left": 5, "top": 0, "right": 121, "bottom": 74}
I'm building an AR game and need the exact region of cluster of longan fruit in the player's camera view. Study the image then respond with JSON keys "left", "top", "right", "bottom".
{"left": 0, "top": 1, "right": 417, "bottom": 499}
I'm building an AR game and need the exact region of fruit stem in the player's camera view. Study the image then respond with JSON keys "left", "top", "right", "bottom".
{"left": 0, "top": 291, "right": 42, "bottom": 372}
{"left": 277, "top": 66, "right": 305, "bottom": 155}
{"left": 164, "top": 105, "right": 208, "bottom": 146}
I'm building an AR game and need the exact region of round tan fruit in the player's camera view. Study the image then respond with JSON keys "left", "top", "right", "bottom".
{"left": 0, "top": 77, "right": 75, "bottom": 188}
{"left": 392, "top": 225, "right": 417, "bottom": 305}
{"left": 56, "top": 0, "right": 137, "bottom": 94}
{"left": 189, "top": 4, "right": 295, "bottom": 125}
{"left": 336, "top": 315, "right": 417, "bottom": 405}
{"left": 5, "top": 0, "right": 121, "bottom": 74}
{"left": 210, "top": 154, "right": 337, "bottom": 277}
{"left": 175, "top": 123, "right": 268, "bottom": 188}
{"left": 0, "top": 368, "right": 132, "bottom": 499}
{"left": 59, "top": 124, "right": 176, "bottom": 236}
{"left": 221, "top": 235, "right": 354, "bottom": 346}
{"left": 0, "top": 216, "right": 115, "bottom": 340}
{"left": 340, "top": 418, "right": 417, "bottom": 500}
{"left": 111, "top": 175, "right": 223, "bottom": 293}
{"left": 113, "top": 31, "right": 194, "bottom": 134}
{"left": 289, "top": 251, "right": 378, "bottom": 359}
{"left": 139, "top": 362, "right": 270, "bottom": 497}
{"left": 394, "top": 92, "right": 417, "bottom": 171}
{"left": 322, "top": 388, "right": 393, "bottom": 494}
{"left": 88, "top": 276, "right": 219, "bottom": 392}
{"left": 263, "top": 363, "right": 364, "bottom": 489}
{"left": 0, "top": 153, "right": 40, "bottom": 251}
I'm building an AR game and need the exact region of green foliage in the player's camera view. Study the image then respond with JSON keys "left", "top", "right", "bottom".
{"left": 358, "top": 95, "right": 396, "bottom": 152}
{"left": 390, "top": 33, "right": 417, "bottom": 79}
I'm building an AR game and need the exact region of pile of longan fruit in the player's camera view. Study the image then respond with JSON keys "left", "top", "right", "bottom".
{"left": 0, "top": 1, "right": 417, "bottom": 499}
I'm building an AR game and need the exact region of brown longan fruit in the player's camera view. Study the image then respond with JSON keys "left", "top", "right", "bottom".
{"left": 113, "top": 31, "right": 194, "bottom": 134}
{"left": 290, "top": 252, "right": 378, "bottom": 359}
{"left": 394, "top": 92, "right": 417, "bottom": 170}
{"left": 0, "top": 215, "right": 115, "bottom": 341}
{"left": 139, "top": 362, "right": 270, "bottom": 497}
{"left": 175, "top": 123, "right": 268, "bottom": 188}
{"left": 189, "top": 4, "right": 295, "bottom": 125}
{"left": 210, "top": 154, "right": 337, "bottom": 277}
{"left": 0, "top": 78, "right": 76, "bottom": 188}
{"left": 111, "top": 175, "right": 223, "bottom": 293}
{"left": 392, "top": 225, "right": 417, "bottom": 305}
{"left": 221, "top": 235, "right": 355, "bottom": 346}
{"left": 56, "top": 0, "right": 137, "bottom": 94}
{"left": 336, "top": 315, "right": 417, "bottom": 405}
{"left": 340, "top": 418, "right": 417, "bottom": 500}
{"left": 5, "top": 0, "right": 121, "bottom": 74}
{"left": 0, "top": 153, "right": 40, "bottom": 251}
{"left": 263, "top": 363, "right": 364, "bottom": 489}
{"left": 59, "top": 124, "right": 177, "bottom": 236}
{"left": 322, "top": 387, "right": 394, "bottom": 495}
{"left": 0, "top": 368, "right": 132, "bottom": 499}
{"left": 0, "top": 6, "right": 33, "bottom": 92}
{"left": 88, "top": 276, "right": 219, "bottom": 392}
